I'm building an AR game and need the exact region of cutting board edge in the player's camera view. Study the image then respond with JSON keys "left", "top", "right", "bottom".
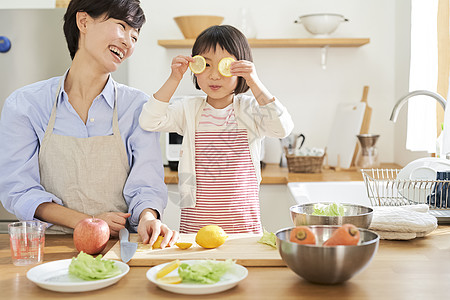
{"left": 127, "top": 258, "right": 286, "bottom": 267}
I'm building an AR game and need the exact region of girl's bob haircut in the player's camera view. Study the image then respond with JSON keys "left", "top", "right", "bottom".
{"left": 63, "top": 0, "right": 146, "bottom": 59}
{"left": 191, "top": 25, "right": 253, "bottom": 94}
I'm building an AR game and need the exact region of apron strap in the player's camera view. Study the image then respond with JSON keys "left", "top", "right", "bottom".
{"left": 43, "top": 78, "right": 63, "bottom": 137}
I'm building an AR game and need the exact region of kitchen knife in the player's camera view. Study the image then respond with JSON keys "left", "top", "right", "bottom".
{"left": 119, "top": 228, "right": 137, "bottom": 263}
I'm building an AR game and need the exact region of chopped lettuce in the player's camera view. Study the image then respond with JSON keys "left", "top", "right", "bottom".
{"left": 257, "top": 228, "right": 277, "bottom": 248}
{"left": 178, "top": 259, "right": 235, "bottom": 284}
{"left": 311, "top": 203, "right": 345, "bottom": 216}
{"left": 68, "top": 252, "right": 121, "bottom": 281}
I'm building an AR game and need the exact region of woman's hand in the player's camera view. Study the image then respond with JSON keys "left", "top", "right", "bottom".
{"left": 137, "top": 209, "right": 179, "bottom": 248}
{"left": 170, "top": 55, "right": 194, "bottom": 82}
{"left": 95, "top": 212, "right": 131, "bottom": 237}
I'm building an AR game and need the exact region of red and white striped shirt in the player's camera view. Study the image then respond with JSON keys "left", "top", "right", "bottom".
{"left": 180, "top": 104, "right": 262, "bottom": 234}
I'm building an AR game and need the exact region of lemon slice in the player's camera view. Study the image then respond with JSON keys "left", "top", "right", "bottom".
{"left": 157, "top": 275, "right": 182, "bottom": 284}
{"left": 152, "top": 235, "right": 164, "bottom": 249}
{"left": 175, "top": 242, "right": 193, "bottom": 250}
{"left": 218, "top": 57, "right": 235, "bottom": 77}
{"left": 189, "top": 55, "right": 206, "bottom": 74}
{"left": 156, "top": 259, "right": 181, "bottom": 279}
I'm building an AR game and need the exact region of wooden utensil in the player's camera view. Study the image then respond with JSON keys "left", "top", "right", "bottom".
{"left": 351, "top": 86, "right": 372, "bottom": 167}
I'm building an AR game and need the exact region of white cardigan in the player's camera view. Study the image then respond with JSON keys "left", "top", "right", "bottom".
{"left": 139, "top": 94, "right": 294, "bottom": 208}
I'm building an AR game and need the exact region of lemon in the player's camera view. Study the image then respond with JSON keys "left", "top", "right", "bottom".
{"left": 195, "top": 225, "right": 228, "bottom": 249}
{"left": 175, "top": 242, "right": 193, "bottom": 250}
{"left": 157, "top": 275, "right": 182, "bottom": 284}
{"left": 218, "top": 57, "right": 235, "bottom": 77}
{"left": 152, "top": 235, "right": 164, "bottom": 249}
{"left": 189, "top": 55, "right": 206, "bottom": 74}
{"left": 156, "top": 259, "right": 181, "bottom": 279}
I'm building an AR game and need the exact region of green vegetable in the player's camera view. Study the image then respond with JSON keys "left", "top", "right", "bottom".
{"left": 68, "top": 252, "right": 121, "bottom": 281}
{"left": 257, "top": 228, "right": 277, "bottom": 248}
{"left": 311, "top": 203, "right": 345, "bottom": 216}
{"left": 178, "top": 259, "right": 235, "bottom": 284}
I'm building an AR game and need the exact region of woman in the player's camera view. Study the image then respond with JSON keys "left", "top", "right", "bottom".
{"left": 0, "top": 0, "right": 177, "bottom": 248}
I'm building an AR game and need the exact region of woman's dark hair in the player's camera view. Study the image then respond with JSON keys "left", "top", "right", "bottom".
{"left": 192, "top": 25, "right": 253, "bottom": 94}
{"left": 63, "top": 0, "right": 146, "bottom": 59}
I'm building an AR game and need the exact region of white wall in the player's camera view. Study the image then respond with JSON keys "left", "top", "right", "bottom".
{"left": 128, "top": 0, "right": 413, "bottom": 165}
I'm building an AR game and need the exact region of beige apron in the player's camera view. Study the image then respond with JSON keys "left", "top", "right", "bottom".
{"left": 39, "top": 79, "right": 130, "bottom": 234}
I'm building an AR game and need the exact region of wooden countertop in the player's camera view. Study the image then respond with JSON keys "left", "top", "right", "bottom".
{"left": 1, "top": 228, "right": 450, "bottom": 299}
{"left": 164, "top": 163, "right": 402, "bottom": 184}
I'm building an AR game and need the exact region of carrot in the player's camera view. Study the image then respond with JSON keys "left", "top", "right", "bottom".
{"left": 323, "top": 224, "right": 360, "bottom": 246}
{"left": 290, "top": 226, "right": 316, "bottom": 245}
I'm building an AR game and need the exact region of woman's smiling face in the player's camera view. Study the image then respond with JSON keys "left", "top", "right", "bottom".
{"left": 79, "top": 13, "right": 139, "bottom": 73}
{"left": 195, "top": 46, "right": 238, "bottom": 107}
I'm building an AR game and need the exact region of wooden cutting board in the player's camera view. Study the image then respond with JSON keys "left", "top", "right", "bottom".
{"left": 103, "top": 233, "right": 284, "bottom": 267}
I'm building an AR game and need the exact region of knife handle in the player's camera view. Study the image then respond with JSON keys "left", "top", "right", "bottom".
{"left": 119, "top": 228, "right": 129, "bottom": 241}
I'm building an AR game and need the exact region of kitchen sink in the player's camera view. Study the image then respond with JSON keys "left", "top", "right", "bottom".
{"left": 287, "top": 181, "right": 371, "bottom": 206}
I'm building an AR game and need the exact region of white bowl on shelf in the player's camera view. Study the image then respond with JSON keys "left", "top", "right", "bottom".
{"left": 295, "top": 13, "right": 348, "bottom": 38}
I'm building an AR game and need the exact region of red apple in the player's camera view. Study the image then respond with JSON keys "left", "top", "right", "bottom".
{"left": 73, "top": 217, "right": 110, "bottom": 255}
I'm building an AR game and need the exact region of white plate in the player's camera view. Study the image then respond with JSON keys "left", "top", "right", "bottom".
{"left": 146, "top": 260, "right": 248, "bottom": 295}
{"left": 397, "top": 157, "right": 450, "bottom": 181}
{"left": 396, "top": 157, "right": 450, "bottom": 203}
{"left": 26, "top": 259, "right": 129, "bottom": 292}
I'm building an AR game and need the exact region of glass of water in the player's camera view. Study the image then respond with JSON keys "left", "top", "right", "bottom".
{"left": 8, "top": 221, "right": 47, "bottom": 266}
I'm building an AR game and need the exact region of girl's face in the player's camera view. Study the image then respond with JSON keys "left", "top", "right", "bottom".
{"left": 81, "top": 13, "right": 139, "bottom": 73}
{"left": 195, "top": 46, "right": 238, "bottom": 107}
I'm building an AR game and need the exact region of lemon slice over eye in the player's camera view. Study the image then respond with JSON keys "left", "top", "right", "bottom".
{"left": 189, "top": 55, "right": 206, "bottom": 74}
{"left": 218, "top": 57, "right": 235, "bottom": 77}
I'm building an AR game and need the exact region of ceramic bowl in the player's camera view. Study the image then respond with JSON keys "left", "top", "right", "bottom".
{"left": 295, "top": 13, "right": 348, "bottom": 37}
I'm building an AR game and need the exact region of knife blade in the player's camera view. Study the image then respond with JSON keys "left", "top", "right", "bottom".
{"left": 119, "top": 228, "right": 137, "bottom": 263}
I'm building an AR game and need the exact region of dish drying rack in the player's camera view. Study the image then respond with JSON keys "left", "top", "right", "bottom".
{"left": 361, "top": 169, "right": 450, "bottom": 210}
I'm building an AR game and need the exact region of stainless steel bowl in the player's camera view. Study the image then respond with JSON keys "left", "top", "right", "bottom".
{"left": 290, "top": 203, "right": 373, "bottom": 229}
{"left": 276, "top": 226, "right": 379, "bottom": 284}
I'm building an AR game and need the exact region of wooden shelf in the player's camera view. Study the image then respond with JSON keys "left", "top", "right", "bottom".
{"left": 158, "top": 38, "right": 370, "bottom": 48}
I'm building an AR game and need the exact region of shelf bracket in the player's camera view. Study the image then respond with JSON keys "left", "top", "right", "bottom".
{"left": 320, "top": 45, "right": 329, "bottom": 70}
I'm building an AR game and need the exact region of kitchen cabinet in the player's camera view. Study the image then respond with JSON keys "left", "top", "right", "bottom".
{"left": 158, "top": 38, "right": 370, "bottom": 48}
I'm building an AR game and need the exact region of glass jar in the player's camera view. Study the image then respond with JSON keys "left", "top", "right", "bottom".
{"left": 355, "top": 134, "right": 380, "bottom": 169}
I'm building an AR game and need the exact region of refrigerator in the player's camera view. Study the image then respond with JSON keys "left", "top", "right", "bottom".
{"left": 0, "top": 9, "right": 129, "bottom": 232}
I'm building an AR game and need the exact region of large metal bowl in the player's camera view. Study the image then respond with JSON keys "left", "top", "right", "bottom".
{"left": 276, "top": 226, "right": 379, "bottom": 284}
{"left": 290, "top": 203, "right": 373, "bottom": 229}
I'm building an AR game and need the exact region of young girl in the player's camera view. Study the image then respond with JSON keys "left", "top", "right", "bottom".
{"left": 139, "top": 25, "right": 293, "bottom": 234}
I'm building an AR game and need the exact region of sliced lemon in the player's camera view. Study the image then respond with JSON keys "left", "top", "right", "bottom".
{"left": 157, "top": 275, "right": 182, "bottom": 284}
{"left": 152, "top": 235, "right": 164, "bottom": 249}
{"left": 218, "top": 57, "right": 235, "bottom": 77}
{"left": 175, "top": 242, "right": 193, "bottom": 250}
{"left": 156, "top": 259, "right": 181, "bottom": 279}
{"left": 189, "top": 55, "right": 206, "bottom": 74}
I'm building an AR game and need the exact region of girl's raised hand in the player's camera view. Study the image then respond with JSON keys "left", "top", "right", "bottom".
{"left": 230, "top": 60, "right": 259, "bottom": 86}
{"left": 170, "top": 55, "right": 194, "bottom": 81}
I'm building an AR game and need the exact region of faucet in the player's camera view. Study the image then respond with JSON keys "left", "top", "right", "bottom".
{"left": 390, "top": 90, "right": 447, "bottom": 122}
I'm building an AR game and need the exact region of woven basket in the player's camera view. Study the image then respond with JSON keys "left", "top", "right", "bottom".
{"left": 284, "top": 148, "right": 325, "bottom": 173}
